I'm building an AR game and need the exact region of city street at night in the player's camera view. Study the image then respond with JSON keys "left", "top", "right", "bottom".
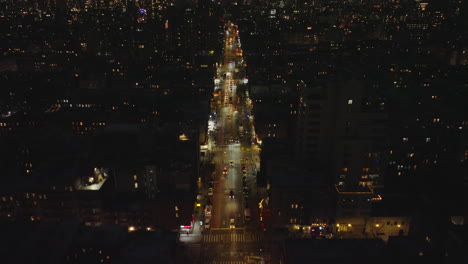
{"left": 196, "top": 22, "right": 277, "bottom": 264}
{"left": 0, "top": 1, "right": 465, "bottom": 264}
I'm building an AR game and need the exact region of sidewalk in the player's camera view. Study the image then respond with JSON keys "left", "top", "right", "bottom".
{"left": 179, "top": 219, "right": 204, "bottom": 243}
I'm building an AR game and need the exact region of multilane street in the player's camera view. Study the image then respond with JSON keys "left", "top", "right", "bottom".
{"left": 209, "top": 24, "right": 256, "bottom": 231}
{"left": 197, "top": 23, "right": 282, "bottom": 264}
{"left": 178, "top": 22, "right": 282, "bottom": 264}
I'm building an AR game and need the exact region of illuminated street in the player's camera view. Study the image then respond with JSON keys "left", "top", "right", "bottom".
{"left": 177, "top": 23, "right": 282, "bottom": 264}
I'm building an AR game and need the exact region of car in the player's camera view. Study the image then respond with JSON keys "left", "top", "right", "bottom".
{"left": 208, "top": 188, "right": 213, "bottom": 196}
{"left": 229, "top": 161, "right": 234, "bottom": 167}
{"left": 242, "top": 181, "right": 247, "bottom": 187}
{"left": 227, "top": 115, "right": 231, "bottom": 119}
{"left": 205, "top": 205, "right": 212, "bottom": 216}
{"left": 242, "top": 176, "right": 247, "bottom": 181}
{"left": 229, "top": 190, "right": 235, "bottom": 199}
{"left": 229, "top": 219, "right": 235, "bottom": 229}
{"left": 223, "top": 167, "right": 228, "bottom": 175}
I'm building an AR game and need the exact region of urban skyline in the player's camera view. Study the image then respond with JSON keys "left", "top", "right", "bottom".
{"left": 0, "top": 0, "right": 466, "bottom": 264}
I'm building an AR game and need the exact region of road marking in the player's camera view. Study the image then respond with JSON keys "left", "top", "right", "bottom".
{"left": 208, "top": 261, "right": 246, "bottom": 264}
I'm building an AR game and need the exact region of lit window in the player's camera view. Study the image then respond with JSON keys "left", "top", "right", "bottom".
{"left": 134, "top": 183, "right": 138, "bottom": 189}
{"left": 426, "top": 137, "right": 431, "bottom": 142}
{"left": 348, "top": 99, "right": 353, "bottom": 105}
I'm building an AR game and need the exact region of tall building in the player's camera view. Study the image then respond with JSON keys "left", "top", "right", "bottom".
{"left": 294, "top": 77, "right": 387, "bottom": 217}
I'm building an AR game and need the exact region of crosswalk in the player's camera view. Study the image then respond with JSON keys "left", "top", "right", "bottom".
{"left": 202, "top": 232, "right": 263, "bottom": 243}
{"left": 204, "top": 261, "right": 245, "bottom": 264}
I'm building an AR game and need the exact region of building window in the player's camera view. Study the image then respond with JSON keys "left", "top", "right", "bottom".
{"left": 348, "top": 99, "right": 353, "bottom": 105}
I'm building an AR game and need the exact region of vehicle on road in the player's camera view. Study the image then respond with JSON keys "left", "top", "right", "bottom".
{"left": 229, "top": 190, "right": 235, "bottom": 199}
{"left": 238, "top": 125, "right": 244, "bottom": 134}
{"left": 208, "top": 188, "right": 213, "bottom": 196}
{"left": 205, "top": 205, "right": 212, "bottom": 216}
{"left": 229, "top": 218, "right": 235, "bottom": 229}
{"left": 205, "top": 218, "right": 211, "bottom": 229}
{"left": 244, "top": 208, "right": 251, "bottom": 221}
{"left": 243, "top": 187, "right": 249, "bottom": 197}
